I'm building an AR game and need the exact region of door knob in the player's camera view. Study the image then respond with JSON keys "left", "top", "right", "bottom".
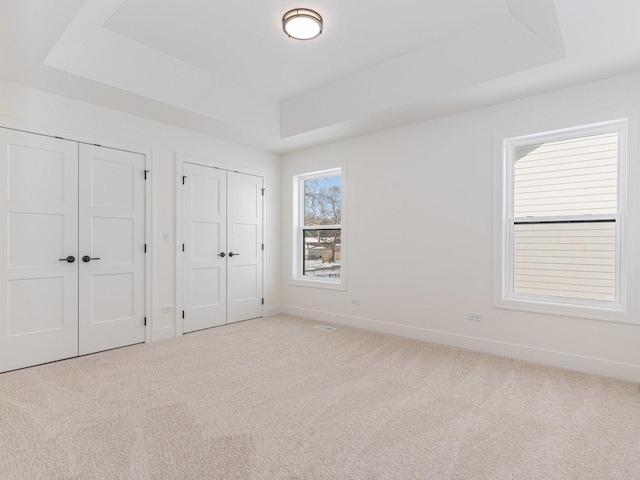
{"left": 59, "top": 256, "right": 75, "bottom": 263}
{"left": 82, "top": 256, "right": 101, "bottom": 263}
{"left": 228, "top": 252, "right": 239, "bottom": 257}
{"left": 218, "top": 252, "right": 226, "bottom": 257}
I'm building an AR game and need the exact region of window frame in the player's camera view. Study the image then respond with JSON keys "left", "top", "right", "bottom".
{"left": 493, "top": 111, "right": 639, "bottom": 324}
{"left": 291, "top": 168, "right": 346, "bottom": 290}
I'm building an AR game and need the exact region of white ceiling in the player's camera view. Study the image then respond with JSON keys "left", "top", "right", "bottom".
{"left": 1, "top": 0, "right": 640, "bottom": 153}
{"left": 104, "top": 0, "right": 509, "bottom": 100}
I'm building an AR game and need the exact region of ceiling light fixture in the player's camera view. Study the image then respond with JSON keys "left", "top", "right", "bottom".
{"left": 282, "top": 8, "right": 323, "bottom": 40}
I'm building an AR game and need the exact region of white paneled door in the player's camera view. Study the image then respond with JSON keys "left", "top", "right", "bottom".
{"left": 182, "top": 164, "right": 263, "bottom": 332}
{"left": 182, "top": 163, "right": 227, "bottom": 333}
{"left": 227, "top": 172, "right": 263, "bottom": 324}
{"left": 0, "top": 129, "right": 79, "bottom": 372}
{"left": 0, "top": 129, "right": 147, "bottom": 374}
{"left": 78, "top": 144, "right": 146, "bottom": 355}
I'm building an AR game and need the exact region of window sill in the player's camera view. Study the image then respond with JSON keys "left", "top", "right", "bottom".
{"left": 289, "top": 278, "right": 346, "bottom": 291}
{"left": 494, "top": 295, "right": 638, "bottom": 325}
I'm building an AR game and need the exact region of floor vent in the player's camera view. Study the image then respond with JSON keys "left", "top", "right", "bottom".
{"left": 314, "top": 325, "right": 336, "bottom": 332}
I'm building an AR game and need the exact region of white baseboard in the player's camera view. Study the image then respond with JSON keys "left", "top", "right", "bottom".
{"left": 151, "top": 307, "right": 283, "bottom": 342}
{"left": 281, "top": 305, "right": 640, "bottom": 383}
{"left": 265, "top": 305, "right": 283, "bottom": 317}
{"left": 153, "top": 325, "right": 176, "bottom": 342}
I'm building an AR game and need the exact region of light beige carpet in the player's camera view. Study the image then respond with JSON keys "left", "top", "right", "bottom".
{"left": 1, "top": 315, "right": 639, "bottom": 480}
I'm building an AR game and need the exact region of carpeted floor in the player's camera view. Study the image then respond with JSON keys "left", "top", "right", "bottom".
{"left": 1, "top": 314, "right": 639, "bottom": 480}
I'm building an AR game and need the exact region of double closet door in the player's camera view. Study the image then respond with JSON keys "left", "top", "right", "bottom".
{"left": 0, "top": 129, "right": 146, "bottom": 373}
{"left": 182, "top": 163, "right": 263, "bottom": 333}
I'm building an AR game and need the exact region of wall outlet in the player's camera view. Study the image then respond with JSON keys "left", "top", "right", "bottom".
{"left": 162, "top": 305, "right": 173, "bottom": 313}
{"left": 351, "top": 299, "right": 361, "bottom": 305}
{"left": 468, "top": 313, "right": 482, "bottom": 321}
{"left": 163, "top": 232, "right": 172, "bottom": 243}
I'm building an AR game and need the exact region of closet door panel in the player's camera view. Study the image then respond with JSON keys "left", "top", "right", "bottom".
{"left": 182, "top": 163, "right": 227, "bottom": 333}
{"left": 78, "top": 144, "right": 145, "bottom": 355}
{"left": 227, "top": 172, "right": 263, "bottom": 324}
{"left": 0, "top": 129, "right": 79, "bottom": 373}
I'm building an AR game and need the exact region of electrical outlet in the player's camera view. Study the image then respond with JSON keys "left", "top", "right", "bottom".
{"left": 163, "top": 232, "right": 172, "bottom": 243}
{"left": 351, "top": 299, "right": 361, "bottom": 305}
{"left": 468, "top": 313, "right": 482, "bottom": 321}
{"left": 162, "top": 305, "right": 173, "bottom": 313}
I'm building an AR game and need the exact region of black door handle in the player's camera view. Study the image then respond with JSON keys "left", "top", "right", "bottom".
{"left": 218, "top": 252, "right": 226, "bottom": 257}
{"left": 228, "top": 252, "right": 239, "bottom": 257}
{"left": 82, "top": 256, "right": 100, "bottom": 263}
{"left": 59, "top": 256, "right": 75, "bottom": 263}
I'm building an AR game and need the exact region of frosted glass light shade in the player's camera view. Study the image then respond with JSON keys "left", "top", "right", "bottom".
{"left": 283, "top": 9, "right": 323, "bottom": 40}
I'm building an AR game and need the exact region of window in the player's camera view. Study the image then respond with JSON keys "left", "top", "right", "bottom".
{"left": 292, "top": 168, "right": 344, "bottom": 288}
{"left": 494, "top": 114, "right": 639, "bottom": 323}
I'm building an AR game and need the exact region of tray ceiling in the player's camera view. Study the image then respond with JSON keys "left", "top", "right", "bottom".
{"left": 1, "top": 0, "right": 640, "bottom": 153}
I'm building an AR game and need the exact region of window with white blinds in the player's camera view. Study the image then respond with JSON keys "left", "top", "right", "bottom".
{"left": 511, "top": 131, "right": 619, "bottom": 303}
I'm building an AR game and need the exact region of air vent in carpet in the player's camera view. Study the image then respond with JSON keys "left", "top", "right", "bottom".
{"left": 314, "top": 325, "right": 336, "bottom": 332}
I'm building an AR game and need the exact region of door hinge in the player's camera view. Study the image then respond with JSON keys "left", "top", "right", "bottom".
{"left": 261, "top": 243, "right": 264, "bottom": 250}
{"left": 144, "top": 317, "right": 147, "bottom": 326}
{"left": 182, "top": 310, "right": 185, "bottom": 319}
{"left": 261, "top": 188, "right": 265, "bottom": 196}
{"left": 182, "top": 243, "right": 185, "bottom": 252}
{"left": 182, "top": 175, "right": 187, "bottom": 185}
{"left": 144, "top": 170, "right": 150, "bottom": 180}
{"left": 261, "top": 298, "right": 264, "bottom": 305}
{"left": 144, "top": 244, "right": 147, "bottom": 253}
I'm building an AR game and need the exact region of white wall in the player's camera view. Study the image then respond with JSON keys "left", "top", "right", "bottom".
{"left": 4, "top": 69, "right": 640, "bottom": 381}
{"left": 0, "top": 79, "right": 282, "bottom": 339}
{"left": 282, "top": 71, "right": 640, "bottom": 382}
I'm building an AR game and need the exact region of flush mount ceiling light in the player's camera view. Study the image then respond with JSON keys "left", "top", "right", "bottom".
{"left": 282, "top": 8, "right": 323, "bottom": 40}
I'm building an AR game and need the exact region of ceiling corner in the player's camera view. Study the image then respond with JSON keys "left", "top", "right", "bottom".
{"left": 505, "top": 0, "right": 566, "bottom": 56}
